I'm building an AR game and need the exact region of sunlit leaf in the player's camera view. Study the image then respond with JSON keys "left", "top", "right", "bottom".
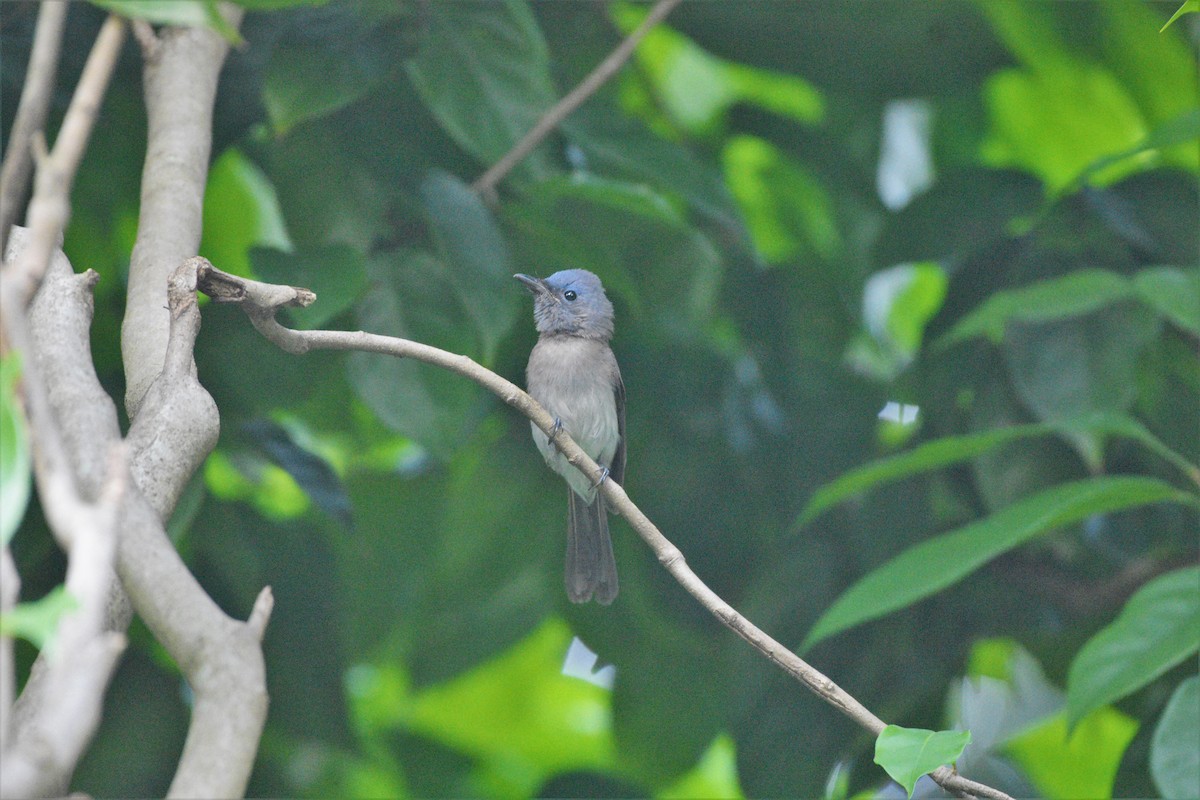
{"left": 1066, "top": 567, "right": 1200, "bottom": 727}
{"left": 873, "top": 726, "right": 970, "bottom": 798}
{"left": 1160, "top": 0, "right": 1200, "bottom": 31}
{"left": 401, "top": 619, "right": 614, "bottom": 796}
{"left": 659, "top": 734, "right": 745, "bottom": 800}
{"left": 0, "top": 356, "right": 31, "bottom": 547}
{"left": 0, "top": 586, "right": 79, "bottom": 651}
{"left": 405, "top": 0, "right": 557, "bottom": 181}
{"left": 722, "top": 135, "right": 840, "bottom": 264}
{"left": 612, "top": 2, "right": 822, "bottom": 135}
{"left": 803, "top": 477, "right": 1198, "bottom": 650}
{"left": 1151, "top": 676, "right": 1200, "bottom": 800}
{"left": 1005, "top": 707, "right": 1138, "bottom": 800}
{"left": 201, "top": 148, "right": 291, "bottom": 278}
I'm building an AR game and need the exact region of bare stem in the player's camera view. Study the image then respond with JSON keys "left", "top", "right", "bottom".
{"left": 471, "top": 0, "right": 684, "bottom": 197}
{"left": 190, "top": 259, "right": 1014, "bottom": 800}
{"left": 0, "top": 0, "right": 69, "bottom": 255}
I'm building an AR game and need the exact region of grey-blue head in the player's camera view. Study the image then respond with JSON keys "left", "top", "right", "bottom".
{"left": 514, "top": 269, "right": 614, "bottom": 340}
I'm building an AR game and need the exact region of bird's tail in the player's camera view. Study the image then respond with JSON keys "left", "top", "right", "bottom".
{"left": 566, "top": 489, "right": 618, "bottom": 604}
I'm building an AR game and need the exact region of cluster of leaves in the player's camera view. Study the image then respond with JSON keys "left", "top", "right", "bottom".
{"left": 2, "top": 0, "right": 1197, "bottom": 798}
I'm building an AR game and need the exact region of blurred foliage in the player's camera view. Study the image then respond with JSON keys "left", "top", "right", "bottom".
{"left": 2, "top": 0, "right": 1198, "bottom": 798}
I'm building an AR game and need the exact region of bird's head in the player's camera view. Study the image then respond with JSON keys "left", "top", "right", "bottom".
{"left": 514, "top": 269, "right": 614, "bottom": 340}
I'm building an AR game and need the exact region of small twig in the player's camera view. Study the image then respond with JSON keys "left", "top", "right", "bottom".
{"left": 471, "top": 0, "right": 684, "bottom": 198}
{"left": 190, "top": 260, "right": 1014, "bottom": 800}
{"left": 0, "top": 0, "right": 69, "bottom": 255}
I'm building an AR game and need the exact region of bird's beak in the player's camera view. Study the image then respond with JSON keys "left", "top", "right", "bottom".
{"left": 514, "top": 273, "right": 550, "bottom": 296}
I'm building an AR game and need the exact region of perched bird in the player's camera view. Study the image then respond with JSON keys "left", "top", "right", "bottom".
{"left": 515, "top": 270, "right": 625, "bottom": 605}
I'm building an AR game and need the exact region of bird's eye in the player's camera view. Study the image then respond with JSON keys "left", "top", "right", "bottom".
{"left": 564, "top": 290, "right": 577, "bottom": 301}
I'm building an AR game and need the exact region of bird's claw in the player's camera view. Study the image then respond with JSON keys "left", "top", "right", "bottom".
{"left": 592, "top": 466, "right": 610, "bottom": 489}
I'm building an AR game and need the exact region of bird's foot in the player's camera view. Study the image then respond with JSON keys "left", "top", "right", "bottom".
{"left": 592, "top": 466, "right": 610, "bottom": 489}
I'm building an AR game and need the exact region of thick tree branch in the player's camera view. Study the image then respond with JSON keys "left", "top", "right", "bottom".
{"left": 471, "top": 0, "right": 683, "bottom": 197}
{"left": 3, "top": 5, "right": 269, "bottom": 797}
{"left": 121, "top": 7, "right": 242, "bottom": 418}
{"left": 189, "top": 260, "right": 1014, "bottom": 800}
{"left": 0, "top": 0, "right": 68, "bottom": 255}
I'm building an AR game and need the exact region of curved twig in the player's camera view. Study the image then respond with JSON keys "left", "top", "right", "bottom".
{"left": 189, "top": 259, "right": 1014, "bottom": 800}
{"left": 471, "top": 0, "right": 684, "bottom": 197}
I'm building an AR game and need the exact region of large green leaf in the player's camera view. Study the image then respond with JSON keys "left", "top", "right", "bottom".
{"left": 1066, "top": 567, "right": 1200, "bottom": 727}
{"left": 796, "top": 412, "right": 1200, "bottom": 529}
{"left": 1151, "top": 676, "right": 1200, "bottom": 800}
{"left": 346, "top": 249, "right": 485, "bottom": 459}
{"left": 795, "top": 423, "right": 1048, "bottom": 528}
{"left": 89, "top": 0, "right": 240, "bottom": 40}
{"left": 802, "top": 478, "right": 1198, "bottom": 650}
{"left": 404, "top": 0, "right": 557, "bottom": 181}
{"left": 873, "top": 726, "right": 971, "bottom": 799}
{"left": 1004, "top": 707, "right": 1138, "bottom": 800}
{"left": 1134, "top": 267, "right": 1200, "bottom": 337}
{"left": 0, "top": 355, "right": 31, "bottom": 547}
{"left": 419, "top": 171, "right": 518, "bottom": 364}
{"left": 937, "top": 269, "right": 1135, "bottom": 348}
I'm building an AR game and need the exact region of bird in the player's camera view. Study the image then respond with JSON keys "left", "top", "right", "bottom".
{"left": 515, "top": 269, "right": 625, "bottom": 605}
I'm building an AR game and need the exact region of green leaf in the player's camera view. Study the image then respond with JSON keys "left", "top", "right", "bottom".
{"left": 1134, "top": 266, "right": 1200, "bottom": 336}
{"left": 612, "top": 2, "right": 823, "bottom": 136}
{"left": 1005, "top": 707, "right": 1138, "bottom": 800}
{"left": 251, "top": 245, "right": 367, "bottom": 330}
{"left": 0, "top": 355, "right": 31, "bottom": 547}
{"left": 1151, "top": 676, "right": 1200, "bottom": 800}
{"left": 418, "top": 170, "right": 518, "bottom": 364}
{"left": 803, "top": 478, "right": 1198, "bottom": 650}
{"left": 1066, "top": 567, "right": 1200, "bottom": 727}
{"left": 396, "top": 619, "right": 613, "bottom": 795}
{"left": 848, "top": 261, "right": 947, "bottom": 380}
{"left": 201, "top": 148, "right": 291, "bottom": 278}
{"left": 89, "top": 0, "right": 241, "bottom": 41}
{"left": 722, "top": 135, "right": 840, "bottom": 264}
{"left": 262, "top": 9, "right": 393, "bottom": 135}
{"left": 873, "top": 725, "right": 971, "bottom": 798}
{"left": 404, "top": 0, "right": 557, "bottom": 181}
{"left": 1161, "top": 0, "right": 1200, "bottom": 32}
{"left": 795, "top": 423, "right": 1049, "bottom": 528}
{"left": 346, "top": 249, "right": 484, "bottom": 459}
{"left": 937, "top": 269, "right": 1135, "bottom": 349}
{"left": 1077, "top": 109, "right": 1200, "bottom": 188}
{"left": 231, "top": 0, "right": 328, "bottom": 9}
{"left": 797, "top": 412, "right": 1200, "bottom": 529}
{"left": 532, "top": 174, "right": 687, "bottom": 229}
{"left": 0, "top": 586, "right": 79, "bottom": 651}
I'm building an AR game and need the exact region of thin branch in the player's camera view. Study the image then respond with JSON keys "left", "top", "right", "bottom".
{"left": 0, "top": 0, "right": 69, "bottom": 255}
{"left": 0, "top": 547, "right": 19, "bottom": 754}
{"left": 2, "top": 13, "right": 126, "bottom": 309}
{"left": 471, "top": 0, "right": 684, "bottom": 197}
{"left": 190, "top": 260, "right": 1015, "bottom": 800}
